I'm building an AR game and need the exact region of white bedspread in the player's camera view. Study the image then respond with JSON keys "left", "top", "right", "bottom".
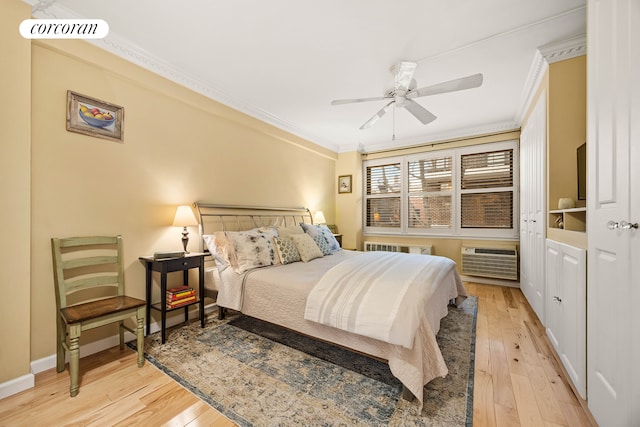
{"left": 304, "top": 252, "right": 459, "bottom": 349}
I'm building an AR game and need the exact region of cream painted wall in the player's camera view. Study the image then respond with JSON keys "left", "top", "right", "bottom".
{"left": 0, "top": 0, "right": 31, "bottom": 384}
{"left": 335, "top": 151, "right": 362, "bottom": 250}
{"left": 547, "top": 56, "right": 587, "bottom": 248}
{"left": 336, "top": 131, "right": 521, "bottom": 268}
{"left": 28, "top": 38, "right": 336, "bottom": 361}
{"left": 548, "top": 56, "right": 587, "bottom": 210}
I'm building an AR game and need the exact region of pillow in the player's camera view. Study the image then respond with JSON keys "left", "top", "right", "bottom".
{"left": 202, "top": 233, "right": 235, "bottom": 272}
{"left": 300, "top": 223, "right": 341, "bottom": 253}
{"left": 273, "top": 236, "right": 301, "bottom": 264}
{"left": 312, "top": 233, "right": 331, "bottom": 255}
{"left": 289, "top": 233, "right": 324, "bottom": 262}
{"left": 225, "top": 227, "right": 278, "bottom": 273}
{"left": 276, "top": 224, "right": 305, "bottom": 236}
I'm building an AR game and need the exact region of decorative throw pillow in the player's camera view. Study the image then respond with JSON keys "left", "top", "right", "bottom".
{"left": 289, "top": 233, "right": 324, "bottom": 262}
{"left": 225, "top": 227, "right": 278, "bottom": 273}
{"left": 312, "top": 233, "right": 331, "bottom": 255}
{"left": 273, "top": 236, "right": 301, "bottom": 264}
{"left": 300, "top": 223, "right": 341, "bottom": 253}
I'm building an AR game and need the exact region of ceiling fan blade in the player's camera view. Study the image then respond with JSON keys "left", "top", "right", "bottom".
{"left": 331, "top": 96, "right": 389, "bottom": 106}
{"left": 393, "top": 61, "right": 417, "bottom": 92}
{"left": 404, "top": 99, "right": 437, "bottom": 125}
{"left": 409, "top": 73, "right": 483, "bottom": 98}
{"left": 360, "top": 101, "right": 394, "bottom": 129}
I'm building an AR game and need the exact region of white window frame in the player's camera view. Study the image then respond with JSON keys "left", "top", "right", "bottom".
{"left": 363, "top": 140, "right": 519, "bottom": 239}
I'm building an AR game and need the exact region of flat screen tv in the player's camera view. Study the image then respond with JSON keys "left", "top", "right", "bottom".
{"left": 577, "top": 143, "right": 586, "bottom": 200}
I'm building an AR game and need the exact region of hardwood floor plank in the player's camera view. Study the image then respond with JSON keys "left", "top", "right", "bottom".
{"left": 474, "top": 310, "right": 492, "bottom": 374}
{"left": 511, "top": 372, "right": 545, "bottom": 427}
{"left": 495, "top": 402, "right": 521, "bottom": 427}
{"left": 473, "top": 370, "right": 497, "bottom": 427}
{"left": 528, "top": 364, "right": 568, "bottom": 426}
{"left": 0, "top": 283, "right": 595, "bottom": 426}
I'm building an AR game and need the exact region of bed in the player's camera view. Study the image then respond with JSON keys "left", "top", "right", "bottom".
{"left": 195, "top": 203, "right": 467, "bottom": 408}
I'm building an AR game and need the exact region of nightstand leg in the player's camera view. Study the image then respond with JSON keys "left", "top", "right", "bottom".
{"left": 161, "top": 267, "right": 167, "bottom": 344}
{"left": 145, "top": 265, "right": 151, "bottom": 336}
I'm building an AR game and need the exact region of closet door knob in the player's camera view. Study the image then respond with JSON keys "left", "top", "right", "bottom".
{"left": 620, "top": 220, "right": 639, "bottom": 230}
{"left": 607, "top": 220, "right": 620, "bottom": 230}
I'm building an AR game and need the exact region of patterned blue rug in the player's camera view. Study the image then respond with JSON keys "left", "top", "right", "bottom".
{"left": 134, "top": 296, "right": 477, "bottom": 426}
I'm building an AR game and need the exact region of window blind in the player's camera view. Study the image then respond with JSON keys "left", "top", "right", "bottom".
{"left": 460, "top": 149, "right": 514, "bottom": 228}
{"left": 366, "top": 163, "right": 401, "bottom": 227}
{"left": 408, "top": 156, "right": 453, "bottom": 229}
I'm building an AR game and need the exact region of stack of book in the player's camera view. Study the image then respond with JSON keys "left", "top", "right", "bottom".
{"left": 166, "top": 286, "right": 196, "bottom": 309}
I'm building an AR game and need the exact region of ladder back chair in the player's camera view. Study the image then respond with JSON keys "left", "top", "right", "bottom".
{"left": 51, "top": 235, "right": 146, "bottom": 397}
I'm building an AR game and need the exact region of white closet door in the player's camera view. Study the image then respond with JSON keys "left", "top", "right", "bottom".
{"left": 587, "top": 0, "right": 639, "bottom": 424}
{"left": 519, "top": 92, "right": 546, "bottom": 322}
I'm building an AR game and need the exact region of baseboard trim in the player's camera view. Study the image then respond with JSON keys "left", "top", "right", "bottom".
{"left": 0, "top": 303, "right": 218, "bottom": 398}
{"left": 460, "top": 275, "right": 520, "bottom": 288}
{"left": 0, "top": 373, "right": 34, "bottom": 400}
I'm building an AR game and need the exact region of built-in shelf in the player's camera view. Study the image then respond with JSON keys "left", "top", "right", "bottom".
{"left": 549, "top": 207, "right": 587, "bottom": 232}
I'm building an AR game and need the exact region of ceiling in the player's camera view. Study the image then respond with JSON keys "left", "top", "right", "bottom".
{"left": 27, "top": 0, "right": 586, "bottom": 153}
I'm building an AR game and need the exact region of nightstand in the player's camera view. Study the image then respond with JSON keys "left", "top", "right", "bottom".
{"left": 333, "top": 234, "right": 343, "bottom": 247}
{"left": 139, "top": 253, "right": 206, "bottom": 343}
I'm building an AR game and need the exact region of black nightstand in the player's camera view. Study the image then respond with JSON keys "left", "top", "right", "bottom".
{"left": 139, "top": 253, "right": 206, "bottom": 343}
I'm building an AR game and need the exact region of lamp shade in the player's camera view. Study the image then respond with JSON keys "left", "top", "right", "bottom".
{"left": 172, "top": 205, "right": 198, "bottom": 227}
{"left": 313, "top": 210, "right": 326, "bottom": 224}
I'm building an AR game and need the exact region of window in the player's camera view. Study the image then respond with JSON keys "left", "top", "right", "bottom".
{"left": 365, "top": 163, "right": 401, "bottom": 228}
{"left": 363, "top": 140, "right": 518, "bottom": 238}
{"left": 407, "top": 156, "right": 453, "bottom": 229}
{"left": 460, "top": 149, "right": 514, "bottom": 229}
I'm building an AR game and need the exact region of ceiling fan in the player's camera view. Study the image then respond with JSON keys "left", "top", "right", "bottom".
{"left": 331, "top": 61, "right": 483, "bottom": 130}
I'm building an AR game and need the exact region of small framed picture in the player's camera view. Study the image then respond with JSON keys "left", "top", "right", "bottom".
{"left": 66, "top": 90, "right": 124, "bottom": 142}
{"left": 338, "top": 175, "right": 352, "bottom": 194}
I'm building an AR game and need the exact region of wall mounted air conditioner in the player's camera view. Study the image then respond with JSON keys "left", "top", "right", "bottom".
{"left": 461, "top": 246, "right": 518, "bottom": 280}
{"left": 364, "top": 241, "right": 432, "bottom": 255}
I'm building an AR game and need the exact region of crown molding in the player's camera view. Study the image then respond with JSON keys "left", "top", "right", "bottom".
{"left": 539, "top": 34, "right": 587, "bottom": 64}
{"left": 339, "top": 119, "right": 519, "bottom": 153}
{"left": 514, "top": 34, "right": 586, "bottom": 126}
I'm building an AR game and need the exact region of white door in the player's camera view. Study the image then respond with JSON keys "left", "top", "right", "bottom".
{"left": 587, "top": 0, "right": 640, "bottom": 425}
{"left": 520, "top": 92, "right": 546, "bottom": 322}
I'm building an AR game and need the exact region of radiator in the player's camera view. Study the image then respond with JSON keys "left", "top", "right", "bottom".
{"left": 364, "top": 241, "right": 432, "bottom": 255}
{"left": 461, "top": 247, "right": 518, "bottom": 280}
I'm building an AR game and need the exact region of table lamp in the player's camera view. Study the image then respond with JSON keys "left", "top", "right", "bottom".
{"left": 313, "top": 210, "right": 326, "bottom": 225}
{"left": 173, "top": 205, "right": 198, "bottom": 253}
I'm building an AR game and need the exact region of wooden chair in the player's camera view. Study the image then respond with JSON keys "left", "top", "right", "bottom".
{"left": 51, "top": 235, "right": 146, "bottom": 397}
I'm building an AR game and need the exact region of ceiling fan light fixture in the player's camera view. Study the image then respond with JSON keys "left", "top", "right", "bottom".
{"left": 331, "top": 62, "right": 483, "bottom": 130}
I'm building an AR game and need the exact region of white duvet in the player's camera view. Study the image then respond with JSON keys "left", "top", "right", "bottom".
{"left": 304, "top": 251, "right": 459, "bottom": 349}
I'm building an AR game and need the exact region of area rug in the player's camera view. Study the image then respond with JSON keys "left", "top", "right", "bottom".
{"left": 133, "top": 296, "right": 477, "bottom": 426}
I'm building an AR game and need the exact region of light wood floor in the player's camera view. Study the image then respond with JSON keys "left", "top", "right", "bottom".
{"left": 0, "top": 283, "right": 597, "bottom": 426}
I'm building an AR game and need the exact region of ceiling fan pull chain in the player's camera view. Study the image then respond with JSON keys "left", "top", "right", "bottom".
{"left": 392, "top": 106, "right": 396, "bottom": 140}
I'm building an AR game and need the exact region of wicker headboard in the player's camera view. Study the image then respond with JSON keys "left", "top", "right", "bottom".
{"left": 194, "top": 203, "right": 313, "bottom": 253}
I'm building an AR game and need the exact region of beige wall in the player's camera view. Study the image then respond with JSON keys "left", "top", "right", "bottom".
{"left": 25, "top": 37, "right": 336, "bottom": 362}
{"left": 335, "top": 151, "right": 362, "bottom": 250}
{"left": 547, "top": 56, "right": 587, "bottom": 248}
{"left": 548, "top": 56, "right": 587, "bottom": 210}
{"left": 0, "top": 0, "right": 31, "bottom": 384}
{"left": 335, "top": 131, "right": 521, "bottom": 267}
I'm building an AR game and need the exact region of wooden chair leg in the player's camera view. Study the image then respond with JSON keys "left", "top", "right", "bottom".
{"left": 118, "top": 320, "right": 125, "bottom": 350}
{"left": 56, "top": 314, "right": 66, "bottom": 373}
{"left": 68, "top": 325, "right": 81, "bottom": 397}
{"left": 136, "top": 307, "right": 145, "bottom": 368}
